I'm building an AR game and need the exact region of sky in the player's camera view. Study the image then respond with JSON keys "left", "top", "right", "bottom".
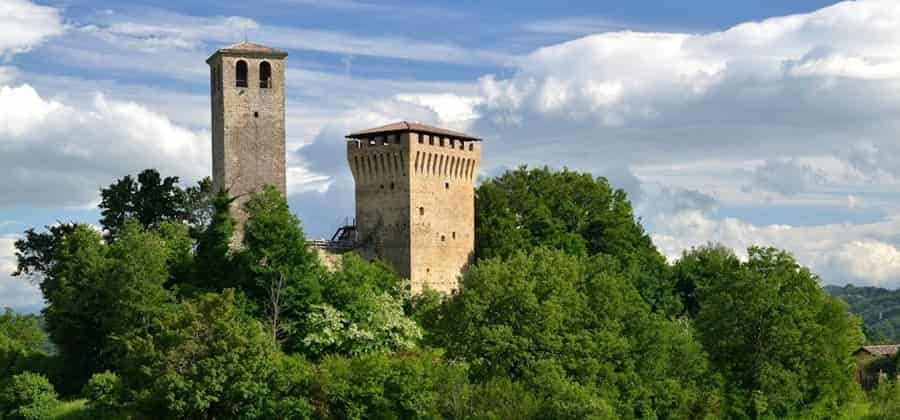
{"left": 2, "top": 0, "right": 900, "bottom": 313}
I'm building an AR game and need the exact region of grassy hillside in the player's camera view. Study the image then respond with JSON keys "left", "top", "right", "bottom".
{"left": 826, "top": 284, "right": 900, "bottom": 344}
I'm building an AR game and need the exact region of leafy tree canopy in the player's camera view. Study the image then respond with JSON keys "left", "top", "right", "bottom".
{"left": 475, "top": 167, "right": 675, "bottom": 313}
{"left": 691, "top": 246, "right": 865, "bottom": 418}
{"left": 430, "top": 248, "right": 721, "bottom": 419}
{"left": 99, "top": 169, "right": 212, "bottom": 237}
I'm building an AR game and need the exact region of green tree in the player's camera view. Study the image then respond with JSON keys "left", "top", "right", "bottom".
{"left": 38, "top": 221, "right": 174, "bottom": 392}
{"left": 82, "top": 371, "right": 124, "bottom": 415}
{"left": 301, "top": 254, "right": 421, "bottom": 358}
{"left": 119, "top": 290, "right": 284, "bottom": 419}
{"left": 314, "top": 350, "right": 467, "bottom": 420}
{"left": 0, "top": 309, "right": 54, "bottom": 380}
{"left": 192, "top": 192, "right": 237, "bottom": 293}
{"left": 0, "top": 372, "right": 60, "bottom": 420}
{"left": 236, "top": 186, "right": 324, "bottom": 349}
{"left": 433, "top": 248, "right": 721, "bottom": 418}
{"left": 694, "top": 246, "right": 865, "bottom": 418}
{"left": 99, "top": 169, "right": 213, "bottom": 238}
{"left": 672, "top": 243, "right": 741, "bottom": 318}
{"left": 474, "top": 167, "right": 674, "bottom": 313}
{"left": 38, "top": 224, "right": 110, "bottom": 390}
{"left": 12, "top": 223, "right": 78, "bottom": 279}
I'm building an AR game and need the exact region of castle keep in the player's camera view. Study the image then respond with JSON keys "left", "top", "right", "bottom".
{"left": 209, "top": 43, "right": 481, "bottom": 293}
{"left": 347, "top": 123, "right": 481, "bottom": 294}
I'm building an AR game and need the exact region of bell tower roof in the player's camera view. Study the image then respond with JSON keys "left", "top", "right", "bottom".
{"left": 206, "top": 42, "right": 288, "bottom": 63}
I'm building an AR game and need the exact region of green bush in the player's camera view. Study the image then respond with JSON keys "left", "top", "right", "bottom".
{"left": 0, "top": 372, "right": 60, "bottom": 420}
{"left": 83, "top": 371, "right": 123, "bottom": 414}
{"left": 314, "top": 350, "right": 468, "bottom": 420}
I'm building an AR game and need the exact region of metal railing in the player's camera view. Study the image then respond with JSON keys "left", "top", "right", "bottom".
{"left": 307, "top": 239, "right": 355, "bottom": 250}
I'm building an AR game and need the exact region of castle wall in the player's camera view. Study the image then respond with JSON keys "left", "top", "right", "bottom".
{"left": 347, "top": 133, "right": 412, "bottom": 279}
{"left": 407, "top": 133, "right": 480, "bottom": 294}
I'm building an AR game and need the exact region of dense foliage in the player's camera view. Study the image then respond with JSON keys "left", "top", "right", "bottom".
{"left": 2, "top": 167, "right": 874, "bottom": 419}
{"left": 0, "top": 372, "right": 60, "bottom": 420}
{"left": 428, "top": 249, "right": 721, "bottom": 418}
{"left": 683, "top": 246, "right": 864, "bottom": 418}
{"left": 474, "top": 167, "right": 676, "bottom": 314}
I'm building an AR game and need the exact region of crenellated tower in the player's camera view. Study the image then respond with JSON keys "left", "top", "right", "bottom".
{"left": 346, "top": 122, "right": 482, "bottom": 294}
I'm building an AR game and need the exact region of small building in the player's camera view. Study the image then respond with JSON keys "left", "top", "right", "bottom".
{"left": 854, "top": 344, "right": 900, "bottom": 390}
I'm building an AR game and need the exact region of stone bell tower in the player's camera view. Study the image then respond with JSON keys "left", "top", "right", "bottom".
{"left": 207, "top": 42, "right": 288, "bottom": 238}
{"left": 346, "top": 122, "right": 482, "bottom": 294}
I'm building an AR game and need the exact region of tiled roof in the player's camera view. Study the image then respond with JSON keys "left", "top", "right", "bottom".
{"left": 856, "top": 345, "right": 900, "bottom": 357}
{"left": 207, "top": 42, "right": 288, "bottom": 62}
{"left": 346, "top": 121, "right": 481, "bottom": 141}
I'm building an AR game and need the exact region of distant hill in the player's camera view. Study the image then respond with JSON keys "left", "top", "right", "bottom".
{"left": 826, "top": 284, "right": 900, "bottom": 344}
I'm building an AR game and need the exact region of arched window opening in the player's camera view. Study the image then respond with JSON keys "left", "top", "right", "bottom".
{"left": 259, "top": 61, "right": 272, "bottom": 88}
{"left": 235, "top": 60, "right": 248, "bottom": 88}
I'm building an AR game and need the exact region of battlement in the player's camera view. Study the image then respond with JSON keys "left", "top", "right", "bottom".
{"left": 345, "top": 121, "right": 481, "bottom": 294}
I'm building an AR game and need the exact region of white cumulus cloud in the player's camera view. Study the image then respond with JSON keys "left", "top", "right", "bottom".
{"left": 0, "top": 235, "right": 42, "bottom": 313}
{"left": 652, "top": 210, "right": 900, "bottom": 288}
{"left": 0, "top": 0, "right": 64, "bottom": 58}
{"left": 0, "top": 83, "right": 209, "bottom": 208}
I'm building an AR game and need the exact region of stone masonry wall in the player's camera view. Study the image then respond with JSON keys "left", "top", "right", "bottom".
{"left": 209, "top": 53, "right": 286, "bottom": 242}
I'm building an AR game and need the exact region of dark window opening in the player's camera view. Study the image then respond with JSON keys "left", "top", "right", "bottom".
{"left": 419, "top": 207, "right": 424, "bottom": 216}
{"left": 441, "top": 235, "right": 446, "bottom": 242}
{"left": 426, "top": 268, "right": 430, "bottom": 273}
{"left": 469, "top": 143, "right": 474, "bottom": 151}
{"left": 253, "top": 111, "right": 259, "bottom": 118}
{"left": 235, "top": 60, "right": 248, "bottom": 88}
{"left": 445, "top": 182, "right": 450, "bottom": 189}
{"left": 440, "top": 138, "right": 445, "bottom": 147}
{"left": 380, "top": 184, "right": 385, "bottom": 189}
{"left": 429, "top": 137, "right": 434, "bottom": 145}
{"left": 452, "top": 232, "right": 456, "bottom": 239}
{"left": 418, "top": 137, "right": 424, "bottom": 144}
{"left": 259, "top": 61, "right": 272, "bottom": 88}
{"left": 390, "top": 183, "right": 395, "bottom": 190}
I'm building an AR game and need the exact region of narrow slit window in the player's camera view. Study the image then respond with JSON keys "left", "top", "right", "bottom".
{"left": 235, "top": 60, "right": 248, "bottom": 88}
{"left": 259, "top": 61, "right": 272, "bottom": 88}
{"left": 419, "top": 207, "right": 425, "bottom": 216}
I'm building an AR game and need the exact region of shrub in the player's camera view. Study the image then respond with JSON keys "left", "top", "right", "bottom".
{"left": 83, "top": 371, "right": 123, "bottom": 414}
{"left": 0, "top": 372, "right": 60, "bottom": 420}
